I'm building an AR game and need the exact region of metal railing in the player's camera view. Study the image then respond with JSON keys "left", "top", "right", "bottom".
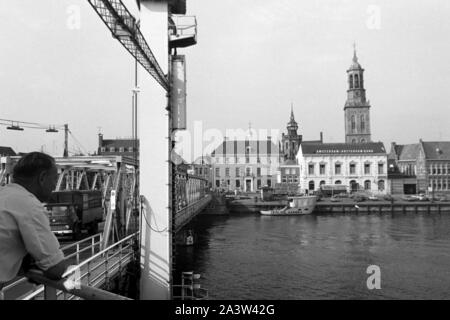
{"left": 1, "top": 232, "right": 138, "bottom": 300}
{"left": 172, "top": 271, "right": 208, "bottom": 300}
{"left": 169, "top": 15, "right": 197, "bottom": 39}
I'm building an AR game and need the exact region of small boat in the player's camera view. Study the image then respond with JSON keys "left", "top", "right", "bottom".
{"left": 260, "top": 195, "right": 317, "bottom": 216}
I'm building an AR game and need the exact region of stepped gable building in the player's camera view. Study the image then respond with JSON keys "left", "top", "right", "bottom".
{"left": 210, "top": 135, "right": 280, "bottom": 192}
{"left": 344, "top": 47, "right": 372, "bottom": 144}
{"left": 296, "top": 142, "right": 388, "bottom": 194}
{"left": 388, "top": 140, "right": 450, "bottom": 195}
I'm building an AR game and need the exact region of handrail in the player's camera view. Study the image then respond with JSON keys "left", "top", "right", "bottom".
{"left": 61, "top": 233, "right": 102, "bottom": 251}
{"left": 3, "top": 232, "right": 139, "bottom": 300}
{"left": 25, "top": 270, "right": 131, "bottom": 300}
{"left": 64, "top": 232, "right": 138, "bottom": 275}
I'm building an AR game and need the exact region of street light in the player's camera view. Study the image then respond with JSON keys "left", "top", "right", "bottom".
{"left": 46, "top": 126, "right": 59, "bottom": 133}
{"left": 7, "top": 124, "right": 24, "bottom": 131}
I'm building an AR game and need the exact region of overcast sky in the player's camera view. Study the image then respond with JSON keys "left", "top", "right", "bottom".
{"left": 1, "top": 0, "right": 450, "bottom": 158}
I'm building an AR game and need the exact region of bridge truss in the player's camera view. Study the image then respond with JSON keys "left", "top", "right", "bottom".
{"left": 1, "top": 155, "right": 138, "bottom": 249}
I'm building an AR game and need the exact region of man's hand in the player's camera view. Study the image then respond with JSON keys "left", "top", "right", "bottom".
{"left": 43, "top": 260, "right": 70, "bottom": 280}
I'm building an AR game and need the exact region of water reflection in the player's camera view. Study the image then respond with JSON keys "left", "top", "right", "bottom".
{"left": 175, "top": 212, "right": 450, "bottom": 299}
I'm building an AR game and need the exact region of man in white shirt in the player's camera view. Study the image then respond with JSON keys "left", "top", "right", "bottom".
{"left": 0, "top": 152, "right": 68, "bottom": 295}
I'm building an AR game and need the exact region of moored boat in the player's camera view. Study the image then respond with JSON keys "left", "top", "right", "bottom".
{"left": 260, "top": 195, "right": 317, "bottom": 215}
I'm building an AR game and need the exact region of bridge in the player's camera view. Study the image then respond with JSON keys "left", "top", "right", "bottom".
{"left": 0, "top": 0, "right": 209, "bottom": 300}
{"left": 1, "top": 154, "right": 210, "bottom": 300}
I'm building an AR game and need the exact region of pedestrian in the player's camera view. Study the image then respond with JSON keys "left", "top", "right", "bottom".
{"left": 0, "top": 152, "right": 69, "bottom": 295}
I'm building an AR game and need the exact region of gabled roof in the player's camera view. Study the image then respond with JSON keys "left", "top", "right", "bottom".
{"left": 300, "top": 142, "right": 386, "bottom": 155}
{"left": 0, "top": 146, "right": 16, "bottom": 156}
{"left": 211, "top": 140, "right": 280, "bottom": 156}
{"left": 398, "top": 144, "right": 420, "bottom": 161}
{"left": 421, "top": 141, "right": 450, "bottom": 160}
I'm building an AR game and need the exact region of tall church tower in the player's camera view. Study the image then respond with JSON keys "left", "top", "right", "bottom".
{"left": 281, "top": 105, "right": 302, "bottom": 160}
{"left": 344, "top": 46, "right": 372, "bottom": 143}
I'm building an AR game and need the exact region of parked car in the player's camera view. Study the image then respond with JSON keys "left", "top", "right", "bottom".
{"left": 383, "top": 195, "right": 394, "bottom": 201}
{"left": 368, "top": 195, "right": 379, "bottom": 201}
{"left": 402, "top": 195, "right": 415, "bottom": 202}
{"left": 354, "top": 196, "right": 367, "bottom": 202}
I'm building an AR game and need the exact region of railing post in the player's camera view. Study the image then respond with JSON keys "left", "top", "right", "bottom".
{"left": 87, "top": 261, "right": 91, "bottom": 286}
{"left": 44, "top": 285, "right": 57, "bottom": 300}
{"left": 76, "top": 243, "right": 80, "bottom": 265}
{"left": 92, "top": 236, "right": 95, "bottom": 257}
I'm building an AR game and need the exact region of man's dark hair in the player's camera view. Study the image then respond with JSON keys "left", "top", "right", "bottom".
{"left": 13, "top": 152, "right": 56, "bottom": 180}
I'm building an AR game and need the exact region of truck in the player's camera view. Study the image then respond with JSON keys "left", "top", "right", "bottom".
{"left": 45, "top": 190, "right": 104, "bottom": 240}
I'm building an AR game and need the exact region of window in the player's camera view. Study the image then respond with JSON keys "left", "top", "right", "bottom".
{"left": 225, "top": 167, "right": 230, "bottom": 177}
{"left": 215, "top": 168, "right": 220, "bottom": 177}
{"left": 335, "top": 163, "right": 341, "bottom": 175}
{"left": 235, "top": 167, "right": 240, "bottom": 177}
{"left": 216, "top": 180, "right": 220, "bottom": 188}
{"left": 308, "top": 181, "right": 315, "bottom": 191}
{"left": 364, "top": 163, "right": 371, "bottom": 175}
{"left": 361, "top": 115, "right": 365, "bottom": 131}
{"left": 349, "top": 75, "right": 354, "bottom": 89}
{"left": 100, "top": 147, "right": 106, "bottom": 153}
{"left": 320, "top": 180, "right": 326, "bottom": 186}
{"left": 355, "top": 74, "right": 359, "bottom": 88}
{"left": 378, "top": 163, "right": 384, "bottom": 174}
{"left": 364, "top": 180, "right": 371, "bottom": 190}
{"left": 227, "top": 180, "right": 230, "bottom": 186}
{"left": 257, "top": 167, "right": 261, "bottom": 177}
{"left": 246, "top": 167, "right": 251, "bottom": 176}
{"left": 119, "top": 147, "right": 124, "bottom": 153}
{"left": 351, "top": 115, "right": 356, "bottom": 133}
{"left": 308, "top": 164, "right": 314, "bottom": 175}
{"left": 257, "top": 157, "right": 261, "bottom": 164}
{"left": 350, "top": 163, "right": 356, "bottom": 174}
{"left": 320, "top": 164, "right": 326, "bottom": 175}
{"left": 257, "top": 179, "right": 261, "bottom": 189}
{"left": 437, "top": 166, "right": 441, "bottom": 175}
{"left": 245, "top": 156, "right": 249, "bottom": 164}
{"left": 199, "top": 168, "right": 203, "bottom": 175}
{"left": 109, "top": 147, "right": 115, "bottom": 152}
{"left": 128, "top": 147, "right": 133, "bottom": 152}
{"left": 360, "top": 139, "right": 366, "bottom": 143}
{"left": 267, "top": 180, "right": 271, "bottom": 187}
{"left": 236, "top": 180, "right": 241, "bottom": 188}
{"left": 282, "top": 176, "right": 287, "bottom": 183}
{"left": 351, "top": 138, "right": 356, "bottom": 143}
{"left": 335, "top": 180, "right": 342, "bottom": 185}
{"left": 378, "top": 180, "right": 385, "bottom": 191}
{"left": 433, "top": 166, "right": 437, "bottom": 174}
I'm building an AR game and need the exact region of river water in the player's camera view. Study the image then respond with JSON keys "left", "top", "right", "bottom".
{"left": 175, "top": 211, "right": 450, "bottom": 299}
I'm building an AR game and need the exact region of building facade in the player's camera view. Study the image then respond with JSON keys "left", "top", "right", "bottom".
{"left": 388, "top": 140, "right": 450, "bottom": 195}
{"left": 97, "top": 133, "right": 139, "bottom": 158}
{"left": 297, "top": 142, "right": 388, "bottom": 194}
{"left": 211, "top": 138, "right": 280, "bottom": 192}
{"left": 344, "top": 48, "right": 372, "bottom": 144}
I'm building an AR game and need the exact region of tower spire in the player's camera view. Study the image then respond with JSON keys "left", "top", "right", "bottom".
{"left": 290, "top": 102, "right": 295, "bottom": 121}
{"left": 353, "top": 42, "right": 358, "bottom": 62}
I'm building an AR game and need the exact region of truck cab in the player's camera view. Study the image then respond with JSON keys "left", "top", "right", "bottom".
{"left": 45, "top": 190, "right": 103, "bottom": 240}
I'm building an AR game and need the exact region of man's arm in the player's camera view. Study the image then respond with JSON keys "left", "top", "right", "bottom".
{"left": 15, "top": 203, "right": 67, "bottom": 279}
